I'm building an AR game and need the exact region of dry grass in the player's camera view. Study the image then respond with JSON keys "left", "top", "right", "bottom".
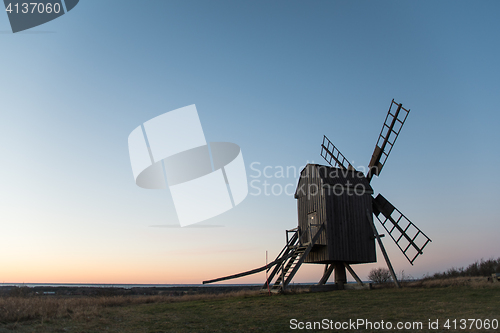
{"left": 369, "top": 276, "right": 500, "bottom": 289}
{"left": 0, "top": 290, "right": 260, "bottom": 324}
{"left": 1, "top": 279, "right": 499, "bottom": 331}
{"left": 405, "top": 276, "right": 499, "bottom": 288}
{"left": 0, "top": 283, "right": 499, "bottom": 332}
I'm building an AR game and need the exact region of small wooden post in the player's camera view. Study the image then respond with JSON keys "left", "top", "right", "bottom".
{"left": 367, "top": 211, "right": 401, "bottom": 288}
{"left": 266, "top": 251, "right": 270, "bottom": 295}
{"left": 281, "top": 260, "right": 286, "bottom": 291}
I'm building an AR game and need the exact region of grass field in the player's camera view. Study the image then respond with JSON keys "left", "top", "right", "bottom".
{"left": 1, "top": 278, "right": 499, "bottom": 332}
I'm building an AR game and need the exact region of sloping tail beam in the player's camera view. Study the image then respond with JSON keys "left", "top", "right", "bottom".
{"left": 203, "top": 230, "right": 299, "bottom": 285}
{"left": 202, "top": 251, "right": 294, "bottom": 285}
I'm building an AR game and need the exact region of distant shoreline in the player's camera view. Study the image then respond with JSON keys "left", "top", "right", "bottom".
{"left": 0, "top": 281, "right": 367, "bottom": 288}
{"left": 0, "top": 282, "right": 372, "bottom": 297}
{"left": 0, "top": 283, "right": 266, "bottom": 297}
{"left": 0, "top": 283, "right": 262, "bottom": 288}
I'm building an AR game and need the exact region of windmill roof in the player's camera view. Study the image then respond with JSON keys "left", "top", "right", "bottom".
{"left": 295, "top": 164, "right": 373, "bottom": 198}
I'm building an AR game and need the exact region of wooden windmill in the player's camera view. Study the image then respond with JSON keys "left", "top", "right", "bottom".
{"left": 203, "top": 99, "right": 431, "bottom": 292}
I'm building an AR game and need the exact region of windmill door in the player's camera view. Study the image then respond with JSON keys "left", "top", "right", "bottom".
{"left": 307, "top": 212, "right": 319, "bottom": 244}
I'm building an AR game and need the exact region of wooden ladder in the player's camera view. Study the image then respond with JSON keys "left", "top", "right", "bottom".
{"left": 262, "top": 223, "right": 324, "bottom": 293}
{"left": 267, "top": 246, "right": 307, "bottom": 293}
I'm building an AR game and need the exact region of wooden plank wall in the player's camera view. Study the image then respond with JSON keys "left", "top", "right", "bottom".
{"left": 296, "top": 165, "right": 329, "bottom": 263}
{"left": 295, "top": 164, "right": 376, "bottom": 264}
{"left": 326, "top": 190, "right": 376, "bottom": 263}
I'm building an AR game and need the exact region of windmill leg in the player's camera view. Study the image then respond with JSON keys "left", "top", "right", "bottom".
{"left": 367, "top": 211, "right": 401, "bottom": 288}
{"left": 343, "top": 263, "right": 364, "bottom": 286}
{"left": 318, "top": 264, "right": 334, "bottom": 285}
{"left": 334, "top": 262, "right": 347, "bottom": 290}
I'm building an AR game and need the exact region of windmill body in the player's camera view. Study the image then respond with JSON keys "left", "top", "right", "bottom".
{"left": 295, "top": 164, "right": 376, "bottom": 265}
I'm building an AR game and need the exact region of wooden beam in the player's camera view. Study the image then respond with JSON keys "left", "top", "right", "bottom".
{"left": 367, "top": 210, "right": 401, "bottom": 288}
{"left": 261, "top": 231, "right": 300, "bottom": 289}
{"left": 317, "top": 264, "right": 334, "bottom": 285}
{"left": 343, "top": 262, "right": 364, "bottom": 286}
{"left": 203, "top": 256, "right": 285, "bottom": 284}
{"left": 283, "top": 223, "right": 325, "bottom": 290}
{"left": 205, "top": 231, "right": 300, "bottom": 285}
{"left": 334, "top": 262, "right": 347, "bottom": 289}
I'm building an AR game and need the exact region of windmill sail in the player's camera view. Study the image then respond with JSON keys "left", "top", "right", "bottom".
{"left": 372, "top": 194, "right": 431, "bottom": 265}
{"left": 320, "top": 135, "right": 356, "bottom": 171}
{"left": 367, "top": 100, "right": 410, "bottom": 182}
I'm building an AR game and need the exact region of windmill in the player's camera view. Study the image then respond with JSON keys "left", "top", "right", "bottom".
{"left": 203, "top": 99, "right": 431, "bottom": 291}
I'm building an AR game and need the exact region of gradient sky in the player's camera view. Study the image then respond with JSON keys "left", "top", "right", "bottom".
{"left": 0, "top": 1, "right": 499, "bottom": 284}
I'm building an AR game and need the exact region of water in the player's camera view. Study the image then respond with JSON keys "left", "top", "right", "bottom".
{"left": 1, "top": 281, "right": 383, "bottom": 289}
{"left": 0, "top": 283, "right": 262, "bottom": 289}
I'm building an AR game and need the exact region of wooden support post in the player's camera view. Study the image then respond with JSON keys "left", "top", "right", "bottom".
{"left": 343, "top": 262, "right": 364, "bottom": 286}
{"left": 367, "top": 211, "right": 401, "bottom": 288}
{"left": 334, "top": 262, "right": 347, "bottom": 290}
{"left": 318, "top": 264, "right": 334, "bottom": 285}
{"left": 281, "top": 261, "right": 286, "bottom": 291}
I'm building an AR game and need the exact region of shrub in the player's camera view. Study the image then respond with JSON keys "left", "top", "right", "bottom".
{"left": 427, "top": 258, "right": 500, "bottom": 280}
{"left": 368, "top": 267, "right": 392, "bottom": 283}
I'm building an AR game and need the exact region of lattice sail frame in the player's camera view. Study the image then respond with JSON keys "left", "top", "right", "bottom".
{"left": 373, "top": 194, "right": 431, "bottom": 265}
{"left": 367, "top": 100, "right": 410, "bottom": 182}
{"left": 321, "top": 135, "right": 355, "bottom": 171}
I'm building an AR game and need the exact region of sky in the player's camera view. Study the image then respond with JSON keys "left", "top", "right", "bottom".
{"left": 0, "top": 0, "right": 499, "bottom": 284}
